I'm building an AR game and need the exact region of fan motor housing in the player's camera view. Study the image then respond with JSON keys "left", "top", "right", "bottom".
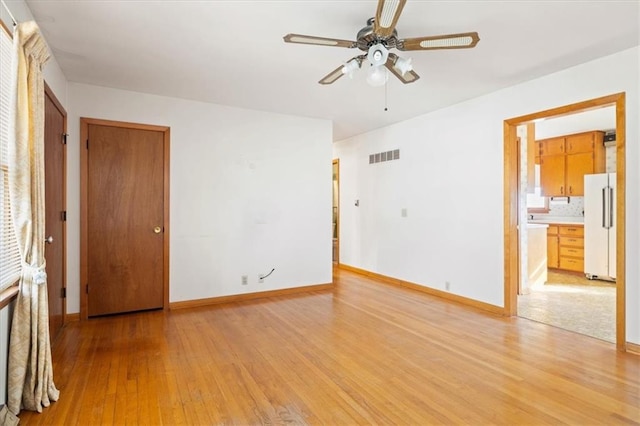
{"left": 356, "top": 17, "right": 399, "bottom": 51}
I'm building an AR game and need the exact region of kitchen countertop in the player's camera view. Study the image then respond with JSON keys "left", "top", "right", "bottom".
{"left": 529, "top": 217, "right": 584, "bottom": 226}
{"left": 526, "top": 223, "right": 549, "bottom": 229}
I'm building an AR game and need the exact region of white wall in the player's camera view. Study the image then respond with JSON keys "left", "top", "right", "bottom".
{"left": 66, "top": 83, "right": 333, "bottom": 312}
{"left": 333, "top": 46, "right": 639, "bottom": 345}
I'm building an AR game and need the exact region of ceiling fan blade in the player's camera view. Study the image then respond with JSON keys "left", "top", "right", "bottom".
{"left": 283, "top": 33, "right": 357, "bottom": 48}
{"left": 385, "top": 53, "right": 420, "bottom": 84}
{"left": 398, "top": 32, "right": 480, "bottom": 51}
{"left": 319, "top": 65, "right": 346, "bottom": 85}
{"left": 318, "top": 56, "right": 365, "bottom": 85}
{"left": 374, "top": 0, "right": 407, "bottom": 38}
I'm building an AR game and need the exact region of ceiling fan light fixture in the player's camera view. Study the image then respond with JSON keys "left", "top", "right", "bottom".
{"left": 341, "top": 59, "right": 360, "bottom": 78}
{"left": 366, "top": 65, "right": 388, "bottom": 87}
{"left": 367, "top": 44, "right": 389, "bottom": 67}
{"left": 395, "top": 56, "right": 413, "bottom": 76}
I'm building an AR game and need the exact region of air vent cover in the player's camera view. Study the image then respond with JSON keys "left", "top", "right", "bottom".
{"left": 369, "top": 149, "right": 400, "bottom": 164}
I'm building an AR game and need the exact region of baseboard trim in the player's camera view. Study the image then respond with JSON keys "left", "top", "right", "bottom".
{"left": 65, "top": 313, "right": 80, "bottom": 322}
{"left": 338, "top": 264, "right": 505, "bottom": 316}
{"left": 626, "top": 342, "right": 640, "bottom": 355}
{"left": 170, "top": 282, "right": 334, "bottom": 310}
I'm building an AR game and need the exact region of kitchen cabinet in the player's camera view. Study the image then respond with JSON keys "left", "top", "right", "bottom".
{"left": 538, "top": 131, "right": 605, "bottom": 197}
{"left": 547, "top": 225, "right": 559, "bottom": 268}
{"left": 546, "top": 224, "right": 584, "bottom": 273}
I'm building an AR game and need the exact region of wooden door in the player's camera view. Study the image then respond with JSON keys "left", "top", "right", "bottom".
{"left": 44, "top": 84, "right": 66, "bottom": 340}
{"left": 539, "top": 154, "right": 565, "bottom": 196}
{"left": 86, "top": 122, "right": 166, "bottom": 316}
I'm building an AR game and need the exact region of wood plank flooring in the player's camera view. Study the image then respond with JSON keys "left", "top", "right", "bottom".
{"left": 18, "top": 268, "right": 640, "bottom": 425}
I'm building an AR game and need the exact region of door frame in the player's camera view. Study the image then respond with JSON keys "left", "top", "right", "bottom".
{"left": 503, "top": 93, "right": 626, "bottom": 351}
{"left": 80, "top": 117, "right": 170, "bottom": 320}
{"left": 44, "top": 82, "right": 67, "bottom": 327}
{"left": 333, "top": 159, "right": 340, "bottom": 265}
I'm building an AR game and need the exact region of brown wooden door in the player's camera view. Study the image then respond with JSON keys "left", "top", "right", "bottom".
{"left": 87, "top": 123, "right": 165, "bottom": 316}
{"left": 44, "top": 85, "right": 66, "bottom": 340}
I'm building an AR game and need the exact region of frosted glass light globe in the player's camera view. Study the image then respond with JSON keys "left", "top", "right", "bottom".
{"left": 366, "top": 65, "right": 388, "bottom": 87}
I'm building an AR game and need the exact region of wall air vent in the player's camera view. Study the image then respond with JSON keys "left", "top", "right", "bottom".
{"left": 369, "top": 149, "right": 400, "bottom": 164}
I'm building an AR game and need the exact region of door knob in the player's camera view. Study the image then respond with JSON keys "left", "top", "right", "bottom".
{"left": 153, "top": 226, "right": 162, "bottom": 234}
{"left": 45, "top": 236, "right": 53, "bottom": 244}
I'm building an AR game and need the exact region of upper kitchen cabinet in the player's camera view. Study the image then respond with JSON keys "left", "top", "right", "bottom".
{"left": 538, "top": 131, "right": 605, "bottom": 197}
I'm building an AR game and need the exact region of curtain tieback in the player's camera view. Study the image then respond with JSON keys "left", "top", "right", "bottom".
{"left": 22, "top": 262, "right": 47, "bottom": 285}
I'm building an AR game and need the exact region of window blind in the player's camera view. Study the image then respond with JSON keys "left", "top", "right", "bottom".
{"left": 0, "top": 23, "right": 21, "bottom": 291}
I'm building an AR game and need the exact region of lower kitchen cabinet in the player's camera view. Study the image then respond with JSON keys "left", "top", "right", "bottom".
{"left": 547, "top": 224, "right": 584, "bottom": 273}
{"left": 547, "top": 226, "right": 559, "bottom": 268}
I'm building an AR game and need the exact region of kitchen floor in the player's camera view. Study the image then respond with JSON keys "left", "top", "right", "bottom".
{"left": 517, "top": 270, "right": 616, "bottom": 343}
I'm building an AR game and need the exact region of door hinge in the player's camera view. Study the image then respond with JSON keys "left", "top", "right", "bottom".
{"left": 61, "top": 287, "right": 66, "bottom": 298}
{"left": 86, "top": 284, "right": 89, "bottom": 294}
{"left": 62, "top": 133, "right": 68, "bottom": 145}
{"left": 86, "top": 139, "right": 89, "bottom": 149}
{"left": 61, "top": 210, "right": 67, "bottom": 221}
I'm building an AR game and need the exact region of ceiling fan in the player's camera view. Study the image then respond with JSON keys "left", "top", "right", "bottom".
{"left": 283, "top": 0, "right": 480, "bottom": 86}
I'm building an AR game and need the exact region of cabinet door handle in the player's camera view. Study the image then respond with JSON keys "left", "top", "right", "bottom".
{"left": 560, "top": 186, "right": 564, "bottom": 195}
{"left": 569, "top": 186, "right": 572, "bottom": 194}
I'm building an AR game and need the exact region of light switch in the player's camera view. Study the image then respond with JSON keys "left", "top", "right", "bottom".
{"left": 401, "top": 208, "right": 407, "bottom": 217}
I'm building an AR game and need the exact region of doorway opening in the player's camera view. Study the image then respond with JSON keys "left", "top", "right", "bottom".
{"left": 503, "top": 93, "right": 627, "bottom": 351}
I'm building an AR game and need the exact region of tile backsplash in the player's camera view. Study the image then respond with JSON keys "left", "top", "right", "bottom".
{"left": 548, "top": 196, "right": 584, "bottom": 217}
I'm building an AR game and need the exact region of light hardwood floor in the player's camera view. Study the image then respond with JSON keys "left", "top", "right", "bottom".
{"left": 18, "top": 268, "right": 640, "bottom": 425}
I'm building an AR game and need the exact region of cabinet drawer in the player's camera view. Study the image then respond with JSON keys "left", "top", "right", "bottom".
{"left": 559, "top": 236, "right": 584, "bottom": 248}
{"left": 559, "top": 257, "right": 584, "bottom": 272}
{"left": 559, "top": 225, "right": 584, "bottom": 237}
{"left": 547, "top": 225, "right": 559, "bottom": 236}
{"left": 560, "top": 246, "right": 584, "bottom": 258}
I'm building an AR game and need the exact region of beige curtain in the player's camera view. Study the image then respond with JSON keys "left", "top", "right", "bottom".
{"left": 6, "top": 21, "right": 59, "bottom": 415}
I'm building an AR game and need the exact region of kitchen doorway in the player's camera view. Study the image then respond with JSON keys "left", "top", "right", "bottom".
{"left": 517, "top": 109, "right": 617, "bottom": 342}
{"left": 503, "top": 93, "right": 627, "bottom": 351}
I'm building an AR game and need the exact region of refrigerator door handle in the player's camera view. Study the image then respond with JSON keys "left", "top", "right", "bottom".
{"left": 602, "top": 187, "right": 607, "bottom": 228}
{"left": 609, "top": 186, "right": 614, "bottom": 228}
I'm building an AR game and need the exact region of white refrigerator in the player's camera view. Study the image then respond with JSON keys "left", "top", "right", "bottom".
{"left": 584, "top": 173, "right": 616, "bottom": 280}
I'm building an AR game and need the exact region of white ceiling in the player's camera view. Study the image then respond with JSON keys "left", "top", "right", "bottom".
{"left": 24, "top": 0, "right": 640, "bottom": 141}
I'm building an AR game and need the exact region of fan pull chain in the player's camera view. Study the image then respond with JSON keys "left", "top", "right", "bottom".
{"left": 384, "top": 79, "right": 388, "bottom": 111}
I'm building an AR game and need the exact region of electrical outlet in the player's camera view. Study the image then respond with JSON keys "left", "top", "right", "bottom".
{"left": 445, "top": 281, "right": 451, "bottom": 291}
{"left": 241, "top": 275, "right": 248, "bottom": 285}
{"left": 258, "top": 274, "right": 264, "bottom": 283}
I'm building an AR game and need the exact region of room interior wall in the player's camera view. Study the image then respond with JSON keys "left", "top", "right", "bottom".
{"left": 66, "top": 82, "right": 333, "bottom": 313}
{"left": 333, "top": 46, "right": 639, "bottom": 345}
